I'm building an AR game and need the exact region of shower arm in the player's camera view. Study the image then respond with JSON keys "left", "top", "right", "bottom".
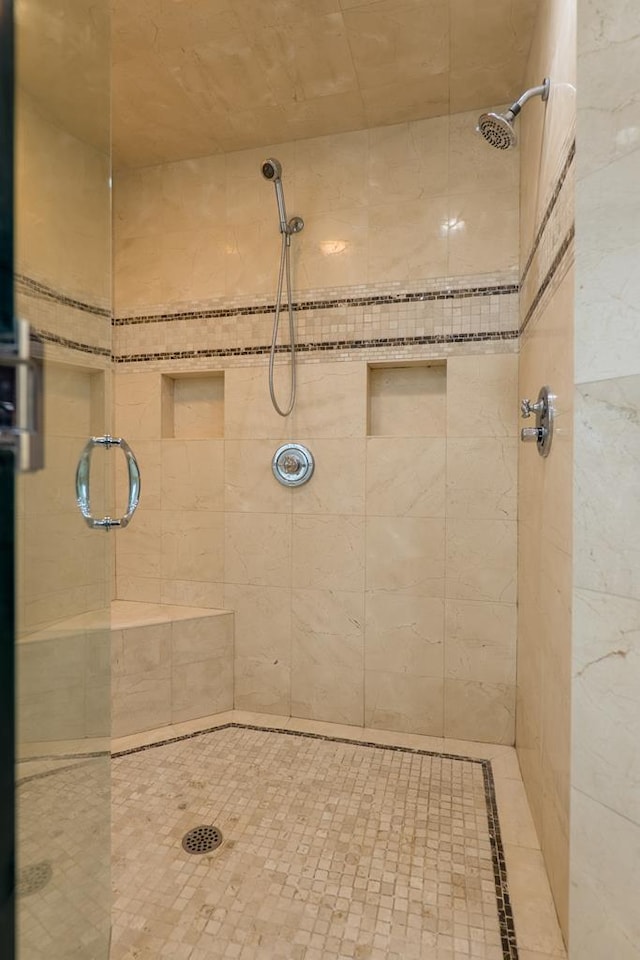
{"left": 507, "top": 78, "right": 550, "bottom": 119}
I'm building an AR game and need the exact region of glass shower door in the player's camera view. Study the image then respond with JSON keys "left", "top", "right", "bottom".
{"left": 13, "top": 0, "right": 112, "bottom": 957}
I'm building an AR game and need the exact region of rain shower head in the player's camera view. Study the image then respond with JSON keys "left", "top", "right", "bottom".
{"left": 476, "top": 77, "right": 550, "bottom": 150}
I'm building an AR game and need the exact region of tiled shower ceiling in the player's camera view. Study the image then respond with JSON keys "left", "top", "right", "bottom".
{"left": 112, "top": 0, "right": 539, "bottom": 167}
{"left": 17, "top": 0, "right": 540, "bottom": 167}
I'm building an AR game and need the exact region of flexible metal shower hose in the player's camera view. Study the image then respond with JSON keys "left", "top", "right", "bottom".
{"left": 268, "top": 231, "right": 296, "bottom": 417}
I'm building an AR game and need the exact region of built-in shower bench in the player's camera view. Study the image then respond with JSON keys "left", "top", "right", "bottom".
{"left": 111, "top": 601, "right": 234, "bottom": 738}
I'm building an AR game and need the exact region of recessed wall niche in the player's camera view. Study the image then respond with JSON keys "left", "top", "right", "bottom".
{"left": 367, "top": 362, "right": 446, "bottom": 437}
{"left": 161, "top": 373, "right": 224, "bottom": 439}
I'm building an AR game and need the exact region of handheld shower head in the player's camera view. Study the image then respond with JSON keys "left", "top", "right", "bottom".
{"left": 261, "top": 157, "right": 304, "bottom": 238}
{"left": 476, "top": 77, "right": 550, "bottom": 150}
{"left": 261, "top": 158, "right": 282, "bottom": 182}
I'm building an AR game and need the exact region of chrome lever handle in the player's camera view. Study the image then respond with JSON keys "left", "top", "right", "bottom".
{"left": 75, "top": 435, "right": 141, "bottom": 531}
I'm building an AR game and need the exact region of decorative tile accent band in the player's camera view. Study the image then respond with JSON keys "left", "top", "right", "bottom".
{"left": 16, "top": 273, "right": 110, "bottom": 318}
{"left": 520, "top": 224, "right": 575, "bottom": 334}
{"left": 113, "top": 723, "right": 519, "bottom": 960}
{"left": 520, "top": 139, "right": 575, "bottom": 292}
{"left": 114, "top": 281, "right": 519, "bottom": 327}
{"left": 114, "top": 328, "right": 519, "bottom": 364}
{"left": 32, "top": 328, "right": 111, "bottom": 358}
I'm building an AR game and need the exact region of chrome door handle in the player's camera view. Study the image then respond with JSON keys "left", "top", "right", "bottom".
{"left": 76, "top": 435, "right": 141, "bottom": 531}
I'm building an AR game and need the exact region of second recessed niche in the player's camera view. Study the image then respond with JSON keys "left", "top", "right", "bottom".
{"left": 161, "top": 373, "right": 224, "bottom": 439}
{"left": 367, "top": 362, "right": 446, "bottom": 437}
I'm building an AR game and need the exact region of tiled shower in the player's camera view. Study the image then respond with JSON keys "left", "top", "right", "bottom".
{"left": 11, "top": 0, "right": 640, "bottom": 958}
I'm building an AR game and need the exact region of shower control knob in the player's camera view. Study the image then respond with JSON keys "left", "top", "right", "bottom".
{"left": 521, "top": 397, "right": 543, "bottom": 418}
{"left": 521, "top": 426, "right": 546, "bottom": 442}
{"left": 282, "top": 454, "right": 302, "bottom": 474}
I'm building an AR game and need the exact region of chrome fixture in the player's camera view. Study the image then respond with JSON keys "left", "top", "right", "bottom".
{"left": 477, "top": 78, "right": 550, "bottom": 150}
{"left": 520, "top": 385, "right": 554, "bottom": 457}
{"left": 261, "top": 158, "right": 304, "bottom": 417}
{"left": 0, "top": 319, "right": 44, "bottom": 471}
{"left": 272, "top": 443, "right": 314, "bottom": 487}
{"left": 76, "top": 435, "right": 141, "bottom": 529}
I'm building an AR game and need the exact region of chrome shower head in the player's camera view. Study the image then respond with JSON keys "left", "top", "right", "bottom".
{"left": 260, "top": 157, "right": 304, "bottom": 238}
{"left": 476, "top": 77, "right": 550, "bottom": 151}
{"left": 261, "top": 158, "right": 282, "bottom": 181}
{"left": 477, "top": 112, "right": 517, "bottom": 150}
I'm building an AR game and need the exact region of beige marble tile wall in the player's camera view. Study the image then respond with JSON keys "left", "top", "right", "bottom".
{"left": 516, "top": 0, "right": 576, "bottom": 943}
{"left": 571, "top": 2, "right": 640, "bottom": 957}
{"left": 114, "top": 351, "right": 519, "bottom": 744}
{"left": 113, "top": 109, "right": 521, "bottom": 745}
{"left": 114, "top": 111, "right": 518, "bottom": 315}
{"left": 16, "top": 90, "right": 111, "bottom": 313}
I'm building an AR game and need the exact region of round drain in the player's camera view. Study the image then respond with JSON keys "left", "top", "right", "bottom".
{"left": 17, "top": 860, "right": 53, "bottom": 897}
{"left": 182, "top": 825, "right": 223, "bottom": 855}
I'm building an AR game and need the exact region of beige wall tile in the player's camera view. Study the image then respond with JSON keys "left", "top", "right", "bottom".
{"left": 447, "top": 354, "right": 518, "bottom": 438}
{"left": 112, "top": 671, "right": 172, "bottom": 738}
{"left": 224, "top": 366, "right": 291, "bottom": 441}
{"left": 117, "top": 622, "right": 171, "bottom": 677}
{"left": 446, "top": 438, "right": 517, "bottom": 520}
{"left": 365, "top": 593, "right": 444, "bottom": 678}
{"left": 295, "top": 129, "right": 368, "bottom": 214}
{"left": 161, "top": 510, "right": 225, "bottom": 583}
{"left": 161, "top": 439, "right": 224, "bottom": 512}
{"left": 366, "top": 437, "right": 446, "bottom": 517}
{"left": 367, "top": 117, "right": 449, "bottom": 205}
{"left": 292, "top": 438, "right": 365, "bottom": 515}
{"left": 225, "top": 512, "right": 291, "bottom": 587}
{"left": 445, "top": 599, "right": 516, "bottom": 685}
{"left": 225, "top": 439, "right": 293, "bottom": 514}
{"left": 225, "top": 584, "right": 291, "bottom": 662}
{"left": 115, "top": 509, "right": 163, "bottom": 581}
{"left": 446, "top": 518, "right": 517, "bottom": 603}
{"left": 234, "top": 656, "right": 290, "bottom": 716}
{"left": 368, "top": 197, "right": 449, "bottom": 283}
{"left": 293, "top": 362, "right": 367, "bottom": 439}
{"left": 292, "top": 515, "right": 365, "bottom": 592}
{"left": 447, "top": 190, "right": 519, "bottom": 275}
{"left": 365, "top": 672, "right": 444, "bottom": 737}
{"left": 444, "top": 679, "right": 515, "bottom": 745}
{"left": 160, "top": 579, "right": 225, "bottom": 609}
{"left": 366, "top": 517, "right": 445, "bottom": 597}
{"left": 172, "top": 657, "right": 233, "bottom": 723}
{"left": 291, "top": 589, "right": 364, "bottom": 725}
{"left": 171, "top": 614, "right": 233, "bottom": 666}
{"left": 114, "top": 372, "right": 163, "bottom": 439}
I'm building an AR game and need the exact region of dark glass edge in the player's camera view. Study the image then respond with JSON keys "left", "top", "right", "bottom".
{"left": 0, "top": 1, "right": 16, "bottom": 957}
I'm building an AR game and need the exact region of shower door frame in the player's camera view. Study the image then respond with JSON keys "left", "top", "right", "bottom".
{"left": 0, "top": 0, "right": 16, "bottom": 955}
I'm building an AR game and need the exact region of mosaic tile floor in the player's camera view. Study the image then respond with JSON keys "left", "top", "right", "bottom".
{"left": 16, "top": 755, "right": 111, "bottom": 959}
{"left": 111, "top": 725, "right": 517, "bottom": 960}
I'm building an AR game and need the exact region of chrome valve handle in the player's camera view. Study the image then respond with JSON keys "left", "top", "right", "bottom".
{"left": 519, "top": 386, "right": 554, "bottom": 457}
{"left": 76, "top": 435, "right": 141, "bottom": 531}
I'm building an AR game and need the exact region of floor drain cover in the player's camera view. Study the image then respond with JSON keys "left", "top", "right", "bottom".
{"left": 17, "top": 860, "right": 53, "bottom": 896}
{"left": 182, "top": 825, "right": 223, "bottom": 855}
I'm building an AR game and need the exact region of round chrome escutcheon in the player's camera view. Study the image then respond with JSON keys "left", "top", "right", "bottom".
{"left": 272, "top": 443, "right": 314, "bottom": 487}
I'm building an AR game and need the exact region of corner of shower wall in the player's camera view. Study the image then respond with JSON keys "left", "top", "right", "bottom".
{"left": 516, "top": 0, "right": 576, "bottom": 942}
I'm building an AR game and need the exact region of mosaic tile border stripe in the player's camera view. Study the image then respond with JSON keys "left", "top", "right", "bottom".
{"left": 16, "top": 273, "right": 110, "bottom": 318}
{"left": 113, "top": 723, "right": 519, "bottom": 960}
{"left": 114, "top": 282, "right": 519, "bottom": 327}
{"left": 114, "top": 330, "right": 518, "bottom": 364}
{"left": 32, "top": 327, "right": 111, "bottom": 358}
{"left": 519, "top": 138, "right": 575, "bottom": 292}
{"left": 520, "top": 224, "right": 575, "bottom": 334}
